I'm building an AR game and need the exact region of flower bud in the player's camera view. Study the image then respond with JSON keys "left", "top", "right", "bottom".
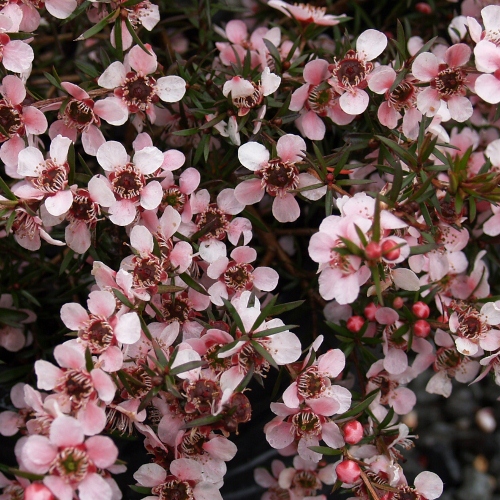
{"left": 25, "top": 484, "right": 55, "bottom": 500}
{"left": 381, "top": 240, "right": 401, "bottom": 261}
{"left": 336, "top": 459, "right": 361, "bottom": 483}
{"left": 365, "top": 241, "right": 382, "bottom": 260}
{"left": 343, "top": 420, "right": 364, "bottom": 444}
{"left": 412, "top": 301, "right": 430, "bottom": 319}
{"left": 393, "top": 297, "right": 404, "bottom": 309}
{"left": 364, "top": 302, "right": 379, "bottom": 321}
{"left": 413, "top": 319, "right": 431, "bottom": 338}
{"left": 415, "top": 2, "right": 432, "bottom": 14}
{"left": 347, "top": 315, "right": 365, "bottom": 332}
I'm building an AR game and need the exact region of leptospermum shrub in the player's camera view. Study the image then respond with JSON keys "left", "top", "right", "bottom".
{"left": 2, "top": 0, "right": 500, "bottom": 498}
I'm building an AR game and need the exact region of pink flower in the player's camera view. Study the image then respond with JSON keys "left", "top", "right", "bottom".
{"left": 223, "top": 67, "right": 281, "bottom": 116}
{"left": 368, "top": 66, "right": 422, "bottom": 140}
{"left": 0, "top": 33, "right": 33, "bottom": 73}
{"left": 289, "top": 58, "right": 355, "bottom": 140}
{"left": 60, "top": 290, "right": 141, "bottom": 372}
{"left": 48, "top": 82, "right": 127, "bottom": 156}
{"left": 89, "top": 140, "right": 164, "bottom": 226}
{"left": 0, "top": 293, "right": 35, "bottom": 352}
{"left": 207, "top": 245, "right": 279, "bottom": 305}
{"left": 236, "top": 134, "right": 326, "bottom": 223}
{"left": 34, "top": 340, "right": 116, "bottom": 435}
{"left": 268, "top": 1, "right": 347, "bottom": 26}
{"left": 473, "top": 40, "right": 500, "bottom": 104}
{"left": 19, "top": 415, "right": 119, "bottom": 500}
{"left": 133, "top": 459, "right": 223, "bottom": 500}
{"left": 16, "top": 135, "right": 73, "bottom": 217}
{"left": 97, "top": 44, "right": 186, "bottom": 125}
{"left": 328, "top": 29, "right": 387, "bottom": 115}
{"left": 412, "top": 43, "right": 473, "bottom": 121}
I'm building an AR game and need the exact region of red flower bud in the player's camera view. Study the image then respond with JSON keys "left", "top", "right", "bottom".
{"left": 347, "top": 315, "right": 365, "bottom": 333}
{"left": 344, "top": 420, "right": 364, "bottom": 444}
{"left": 412, "top": 301, "right": 430, "bottom": 319}
{"left": 414, "top": 319, "right": 431, "bottom": 338}
{"left": 336, "top": 459, "right": 361, "bottom": 483}
{"left": 381, "top": 240, "right": 401, "bottom": 261}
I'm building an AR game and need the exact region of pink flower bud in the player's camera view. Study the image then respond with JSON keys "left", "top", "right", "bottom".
{"left": 343, "top": 420, "right": 364, "bottom": 444}
{"left": 415, "top": 2, "right": 432, "bottom": 14}
{"left": 413, "top": 319, "right": 431, "bottom": 338}
{"left": 347, "top": 315, "right": 365, "bottom": 332}
{"left": 336, "top": 459, "right": 361, "bottom": 483}
{"left": 393, "top": 297, "right": 404, "bottom": 309}
{"left": 412, "top": 301, "right": 430, "bottom": 319}
{"left": 25, "top": 484, "right": 55, "bottom": 500}
{"left": 381, "top": 240, "right": 401, "bottom": 261}
{"left": 364, "top": 302, "right": 379, "bottom": 321}
{"left": 365, "top": 241, "right": 382, "bottom": 260}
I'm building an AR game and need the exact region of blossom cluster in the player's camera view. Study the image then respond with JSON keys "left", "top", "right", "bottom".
{"left": 1, "top": 0, "right": 500, "bottom": 499}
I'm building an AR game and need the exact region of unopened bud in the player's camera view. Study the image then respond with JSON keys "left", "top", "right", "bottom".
{"left": 412, "top": 301, "right": 430, "bottom": 319}
{"left": 344, "top": 420, "right": 364, "bottom": 444}
{"left": 415, "top": 2, "right": 432, "bottom": 14}
{"left": 365, "top": 241, "right": 382, "bottom": 260}
{"left": 381, "top": 240, "right": 401, "bottom": 261}
{"left": 413, "top": 319, "right": 431, "bottom": 338}
{"left": 393, "top": 297, "right": 404, "bottom": 309}
{"left": 336, "top": 459, "right": 361, "bottom": 483}
{"left": 364, "top": 302, "right": 379, "bottom": 321}
{"left": 347, "top": 315, "right": 365, "bottom": 333}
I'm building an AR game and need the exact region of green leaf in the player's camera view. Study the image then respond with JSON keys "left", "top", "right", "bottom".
{"left": 0, "top": 308, "right": 28, "bottom": 326}
{"left": 250, "top": 294, "right": 278, "bottom": 331}
{"left": 251, "top": 324, "right": 298, "bottom": 338}
{"left": 250, "top": 339, "right": 278, "bottom": 370}
{"left": 0, "top": 364, "right": 32, "bottom": 383}
{"left": 44, "top": 72, "right": 64, "bottom": 92}
{"left": 19, "top": 290, "right": 41, "bottom": 307}
{"left": 376, "top": 135, "right": 414, "bottom": 166}
{"left": 170, "top": 360, "right": 203, "bottom": 376}
{"left": 137, "top": 386, "right": 160, "bottom": 412}
{"left": 222, "top": 297, "right": 246, "bottom": 334}
{"left": 179, "top": 272, "right": 209, "bottom": 296}
{"left": 269, "top": 300, "right": 305, "bottom": 316}
{"left": 129, "top": 485, "right": 152, "bottom": 494}
{"left": 308, "top": 446, "right": 343, "bottom": 456}
{"left": 181, "top": 413, "right": 224, "bottom": 429}
{"left": 59, "top": 249, "right": 75, "bottom": 276}
{"left": 0, "top": 176, "right": 17, "bottom": 201}
{"left": 112, "top": 288, "right": 134, "bottom": 309}
{"left": 77, "top": 8, "right": 119, "bottom": 40}
{"left": 156, "top": 285, "right": 185, "bottom": 294}
{"left": 336, "top": 390, "right": 379, "bottom": 419}
{"left": 124, "top": 17, "right": 152, "bottom": 55}
{"left": 85, "top": 347, "right": 93, "bottom": 372}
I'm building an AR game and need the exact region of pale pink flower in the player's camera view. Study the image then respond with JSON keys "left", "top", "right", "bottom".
{"left": 34, "top": 340, "right": 116, "bottom": 435}
{"left": 282, "top": 349, "right": 352, "bottom": 417}
{"left": 190, "top": 188, "right": 249, "bottom": 262}
{"left": 207, "top": 245, "right": 279, "bottom": 305}
{"left": 0, "top": 33, "right": 33, "bottom": 73}
{"left": 133, "top": 459, "right": 223, "bottom": 500}
{"left": 48, "top": 82, "right": 127, "bottom": 156}
{"left": 426, "top": 328, "right": 480, "bottom": 397}
{"left": 412, "top": 43, "right": 473, "bottom": 121}
{"left": 328, "top": 29, "right": 387, "bottom": 115}
{"left": 223, "top": 67, "right": 280, "bottom": 116}
{"left": 0, "top": 294, "right": 35, "bottom": 352}
{"left": 60, "top": 290, "right": 141, "bottom": 372}
{"left": 89, "top": 140, "right": 164, "bottom": 226}
{"left": 236, "top": 134, "right": 326, "bottom": 223}
{"left": 19, "top": 415, "right": 119, "bottom": 500}
{"left": 97, "top": 44, "right": 186, "bottom": 125}
{"left": 449, "top": 301, "right": 500, "bottom": 356}
{"left": 368, "top": 66, "right": 422, "bottom": 140}
{"left": 268, "top": 1, "right": 347, "bottom": 26}
{"left": 289, "top": 58, "right": 355, "bottom": 140}
{"left": 16, "top": 135, "right": 73, "bottom": 217}
{"left": 474, "top": 40, "right": 500, "bottom": 103}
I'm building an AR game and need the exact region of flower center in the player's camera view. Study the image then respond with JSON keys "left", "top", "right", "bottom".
{"left": 12, "top": 210, "right": 39, "bottom": 242}
{"left": 296, "top": 367, "right": 328, "bottom": 399}
{"left": 179, "top": 430, "right": 206, "bottom": 456}
{"left": 152, "top": 478, "right": 194, "bottom": 500}
{"left": 308, "top": 84, "right": 336, "bottom": 115}
{"left": 62, "top": 99, "right": 97, "bottom": 131}
{"left": 116, "top": 72, "right": 158, "bottom": 112}
{"left": 31, "top": 160, "right": 69, "bottom": 194}
{"left": 79, "top": 315, "right": 114, "bottom": 354}
{"left": 332, "top": 50, "right": 372, "bottom": 89}
{"left": 293, "top": 470, "right": 321, "bottom": 493}
{"left": 223, "top": 262, "right": 254, "bottom": 292}
{"left": 222, "top": 392, "right": 252, "bottom": 433}
{"left": 260, "top": 158, "right": 299, "bottom": 196}
{"left": 388, "top": 81, "right": 417, "bottom": 111}
{"left": 55, "top": 369, "right": 94, "bottom": 410}
{"left": 161, "top": 187, "right": 187, "bottom": 214}
{"left": 160, "top": 294, "right": 192, "bottom": 324}
{"left": 67, "top": 189, "right": 100, "bottom": 225}
{"left": 232, "top": 82, "right": 263, "bottom": 110}
{"left": 132, "top": 254, "right": 165, "bottom": 289}
{"left": 195, "top": 205, "right": 229, "bottom": 241}
{"left": 0, "top": 101, "right": 22, "bottom": 141}
{"left": 291, "top": 409, "right": 322, "bottom": 438}
{"left": 394, "top": 487, "right": 424, "bottom": 500}
{"left": 204, "top": 344, "right": 232, "bottom": 372}
{"left": 49, "top": 447, "right": 90, "bottom": 483}
{"left": 434, "top": 347, "right": 462, "bottom": 373}
{"left": 185, "top": 379, "right": 221, "bottom": 415}
{"left": 238, "top": 341, "right": 270, "bottom": 375}
{"left": 369, "top": 373, "right": 398, "bottom": 404}
{"left": 432, "top": 66, "right": 467, "bottom": 98}
{"left": 110, "top": 163, "right": 145, "bottom": 200}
